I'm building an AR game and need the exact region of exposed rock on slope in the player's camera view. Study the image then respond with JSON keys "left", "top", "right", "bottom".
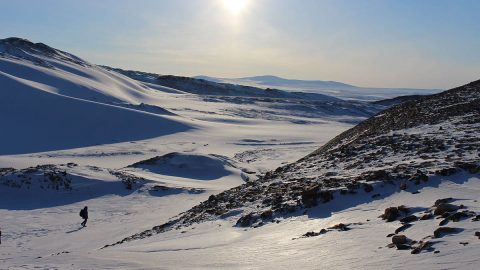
{"left": 105, "top": 79, "right": 480, "bottom": 247}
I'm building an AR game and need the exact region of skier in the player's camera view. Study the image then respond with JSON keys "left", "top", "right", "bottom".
{"left": 80, "top": 206, "right": 89, "bottom": 227}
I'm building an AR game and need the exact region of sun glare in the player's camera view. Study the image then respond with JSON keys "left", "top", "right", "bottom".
{"left": 222, "top": 0, "right": 249, "bottom": 14}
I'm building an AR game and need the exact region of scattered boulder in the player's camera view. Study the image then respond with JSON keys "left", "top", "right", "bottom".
{"left": 433, "top": 227, "right": 460, "bottom": 238}
{"left": 381, "top": 207, "right": 399, "bottom": 222}
{"left": 420, "top": 213, "right": 433, "bottom": 220}
{"left": 328, "top": 223, "right": 350, "bottom": 231}
{"left": 302, "top": 229, "right": 328, "bottom": 238}
{"left": 448, "top": 211, "right": 475, "bottom": 222}
{"left": 381, "top": 206, "right": 409, "bottom": 222}
{"left": 475, "top": 232, "right": 480, "bottom": 239}
{"left": 434, "top": 198, "right": 453, "bottom": 207}
{"left": 396, "top": 244, "right": 411, "bottom": 250}
{"left": 434, "top": 203, "right": 460, "bottom": 215}
{"left": 411, "top": 241, "right": 433, "bottom": 254}
{"left": 260, "top": 209, "right": 273, "bottom": 219}
{"left": 400, "top": 215, "right": 418, "bottom": 223}
{"left": 236, "top": 213, "right": 255, "bottom": 227}
{"left": 439, "top": 219, "right": 449, "bottom": 226}
{"left": 301, "top": 185, "right": 319, "bottom": 208}
{"left": 392, "top": 235, "right": 408, "bottom": 245}
{"left": 395, "top": 223, "right": 413, "bottom": 234}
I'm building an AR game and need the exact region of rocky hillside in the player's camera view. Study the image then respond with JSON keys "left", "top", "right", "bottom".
{"left": 105, "top": 81, "right": 479, "bottom": 247}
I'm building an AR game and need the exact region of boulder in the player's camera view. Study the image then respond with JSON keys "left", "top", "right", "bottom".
{"left": 400, "top": 215, "right": 418, "bottom": 223}
{"left": 433, "top": 227, "right": 460, "bottom": 238}
{"left": 434, "top": 203, "right": 460, "bottom": 215}
{"left": 301, "top": 185, "right": 319, "bottom": 208}
{"left": 381, "top": 207, "right": 399, "bottom": 222}
{"left": 411, "top": 241, "right": 433, "bottom": 254}
{"left": 434, "top": 198, "right": 453, "bottom": 207}
{"left": 392, "top": 235, "right": 408, "bottom": 245}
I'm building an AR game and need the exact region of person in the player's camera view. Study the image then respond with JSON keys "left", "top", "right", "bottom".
{"left": 80, "top": 206, "right": 89, "bottom": 227}
{"left": 0, "top": 226, "right": 2, "bottom": 245}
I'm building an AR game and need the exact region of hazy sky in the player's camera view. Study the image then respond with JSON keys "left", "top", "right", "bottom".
{"left": 1, "top": 0, "right": 479, "bottom": 89}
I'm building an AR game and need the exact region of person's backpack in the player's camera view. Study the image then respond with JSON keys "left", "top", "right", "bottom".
{"left": 79, "top": 209, "right": 85, "bottom": 218}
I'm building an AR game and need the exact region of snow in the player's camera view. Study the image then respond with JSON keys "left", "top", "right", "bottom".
{"left": 2, "top": 174, "right": 478, "bottom": 269}
{"left": 0, "top": 39, "right": 477, "bottom": 269}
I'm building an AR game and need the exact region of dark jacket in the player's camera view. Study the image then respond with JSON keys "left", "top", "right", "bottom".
{"left": 80, "top": 208, "right": 88, "bottom": 219}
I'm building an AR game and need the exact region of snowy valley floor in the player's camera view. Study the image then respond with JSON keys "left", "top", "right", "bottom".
{"left": 1, "top": 173, "right": 478, "bottom": 269}
{"left": 0, "top": 90, "right": 353, "bottom": 269}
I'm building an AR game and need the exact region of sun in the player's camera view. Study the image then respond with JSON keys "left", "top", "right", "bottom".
{"left": 222, "top": 0, "right": 250, "bottom": 14}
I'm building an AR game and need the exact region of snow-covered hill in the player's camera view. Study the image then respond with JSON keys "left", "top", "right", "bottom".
{"left": 0, "top": 38, "right": 193, "bottom": 155}
{"left": 108, "top": 79, "right": 480, "bottom": 267}
{"left": 1, "top": 37, "right": 476, "bottom": 269}
{"left": 197, "top": 75, "right": 442, "bottom": 101}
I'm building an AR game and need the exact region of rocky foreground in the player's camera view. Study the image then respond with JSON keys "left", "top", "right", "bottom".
{"left": 103, "top": 80, "right": 480, "bottom": 247}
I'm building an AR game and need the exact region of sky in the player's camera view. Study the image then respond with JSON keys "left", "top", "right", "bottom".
{"left": 0, "top": 0, "right": 479, "bottom": 89}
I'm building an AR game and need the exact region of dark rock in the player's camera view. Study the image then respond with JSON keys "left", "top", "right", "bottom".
{"left": 400, "top": 215, "right": 418, "bottom": 223}
{"left": 473, "top": 215, "right": 480, "bottom": 221}
{"left": 475, "top": 232, "right": 480, "bottom": 239}
{"left": 434, "top": 203, "right": 460, "bottom": 215}
{"left": 260, "top": 209, "right": 273, "bottom": 219}
{"left": 328, "top": 223, "right": 350, "bottom": 231}
{"left": 420, "top": 213, "right": 433, "bottom": 220}
{"left": 301, "top": 185, "right": 319, "bottom": 208}
{"left": 381, "top": 207, "right": 399, "bottom": 222}
{"left": 434, "top": 198, "right": 453, "bottom": 207}
{"left": 392, "top": 235, "right": 408, "bottom": 245}
{"left": 302, "top": 229, "right": 327, "bottom": 238}
{"left": 433, "top": 227, "right": 460, "bottom": 238}
{"left": 411, "top": 241, "right": 433, "bottom": 254}
{"left": 236, "top": 213, "right": 255, "bottom": 227}
{"left": 396, "top": 244, "right": 411, "bottom": 250}
{"left": 448, "top": 211, "right": 473, "bottom": 222}
{"left": 439, "top": 219, "right": 449, "bottom": 226}
{"left": 395, "top": 223, "right": 412, "bottom": 234}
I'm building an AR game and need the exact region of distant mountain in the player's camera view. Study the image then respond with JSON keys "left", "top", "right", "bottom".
{"left": 108, "top": 78, "right": 479, "bottom": 246}
{"left": 104, "top": 67, "right": 343, "bottom": 102}
{"left": 196, "top": 75, "right": 356, "bottom": 89}
{"left": 195, "top": 75, "right": 442, "bottom": 101}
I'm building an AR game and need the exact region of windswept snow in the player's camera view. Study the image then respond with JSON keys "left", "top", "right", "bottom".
{"left": 0, "top": 38, "right": 477, "bottom": 270}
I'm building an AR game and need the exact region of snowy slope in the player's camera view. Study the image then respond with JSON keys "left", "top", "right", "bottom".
{"left": 1, "top": 38, "right": 476, "bottom": 270}
{"left": 107, "top": 79, "right": 480, "bottom": 268}
{"left": 0, "top": 38, "right": 193, "bottom": 154}
{"left": 196, "top": 75, "right": 442, "bottom": 101}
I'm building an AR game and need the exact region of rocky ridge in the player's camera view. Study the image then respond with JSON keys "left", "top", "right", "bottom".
{"left": 104, "top": 79, "right": 479, "bottom": 247}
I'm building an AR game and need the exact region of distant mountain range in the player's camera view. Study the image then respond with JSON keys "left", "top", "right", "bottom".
{"left": 195, "top": 75, "right": 442, "bottom": 101}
